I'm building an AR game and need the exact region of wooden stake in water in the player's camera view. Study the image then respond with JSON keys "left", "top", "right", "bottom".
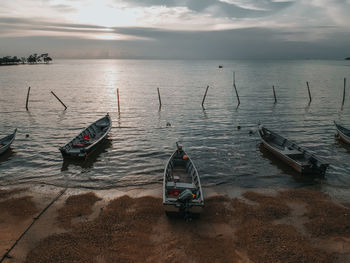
{"left": 202, "top": 85, "right": 209, "bottom": 108}
{"left": 342, "top": 78, "right": 346, "bottom": 109}
{"left": 157, "top": 87, "right": 162, "bottom": 108}
{"left": 117, "top": 88, "right": 120, "bottom": 113}
{"left": 272, "top": 85, "right": 277, "bottom": 103}
{"left": 306, "top": 81, "right": 312, "bottom": 104}
{"left": 233, "top": 72, "right": 240, "bottom": 106}
{"left": 233, "top": 83, "right": 240, "bottom": 106}
{"left": 51, "top": 91, "right": 67, "bottom": 110}
{"left": 25, "top": 86, "right": 31, "bottom": 111}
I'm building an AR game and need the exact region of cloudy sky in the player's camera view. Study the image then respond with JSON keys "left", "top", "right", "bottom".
{"left": 0, "top": 0, "right": 349, "bottom": 59}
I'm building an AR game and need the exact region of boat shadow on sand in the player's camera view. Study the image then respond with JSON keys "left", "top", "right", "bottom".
{"left": 258, "top": 144, "right": 325, "bottom": 184}
{"left": 61, "top": 138, "right": 112, "bottom": 171}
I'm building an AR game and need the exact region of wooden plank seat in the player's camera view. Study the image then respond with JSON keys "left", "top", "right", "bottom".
{"left": 166, "top": 181, "right": 196, "bottom": 191}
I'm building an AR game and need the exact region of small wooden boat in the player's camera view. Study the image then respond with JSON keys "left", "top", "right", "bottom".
{"left": 334, "top": 121, "right": 350, "bottom": 144}
{"left": 0, "top": 129, "right": 17, "bottom": 155}
{"left": 59, "top": 114, "right": 111, "bottom": 158}
{"left": 258, "top": 125, "right": 329, "bottom": 175}
{"left": 163, "top": 144, "right": 204, "bottom": 217}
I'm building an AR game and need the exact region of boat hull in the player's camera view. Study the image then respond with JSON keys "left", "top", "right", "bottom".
{"left": 259, "top": 126, "right": 328, "bottom": 176}
{"left": 0, "top": 129, "right": 17, "bottom": 155}
{"left": 60, "top": 114, "right": 111, "bottom": 159}
{"left": 261, "top": 140, "right": 303, "bottom": 173}
{"left": 163, "top": 203, "right": 203, "bottom": 215}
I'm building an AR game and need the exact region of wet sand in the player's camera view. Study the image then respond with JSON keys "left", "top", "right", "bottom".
{"left": 0, "top": 185, "right": 349, "bottom": 263}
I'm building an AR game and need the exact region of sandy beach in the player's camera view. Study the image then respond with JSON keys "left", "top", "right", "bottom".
{"left": 0, "top": 184, "right": 349, "bottom": 262}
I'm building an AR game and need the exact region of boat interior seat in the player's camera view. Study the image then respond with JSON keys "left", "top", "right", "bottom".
{"left": 96, "top": 121, "right": 108, "bottom": 128}
{"left": 280, "top": 148, "right": 301, "bottom": 155}
{"left": 166, "top": 181, "right": 196, "bottom": 191}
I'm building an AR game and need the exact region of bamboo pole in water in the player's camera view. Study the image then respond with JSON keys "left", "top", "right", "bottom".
{"left": 342, "top": 78, "right": 346, "bottom": 109}
{"left": 50, "top": 91, "right": 67, "bottom": 110}
{"left": 157, "top": 88, "right": 162, "bottom": 108}
{"left": 25, "top": 86, "right": 31, "bottom": 111}
{"left": 117, "top": 88, "right": 120, "bottom": 113}
{"left": 272, "top": 85, "right": 277, "bottom": 103}
{"left": 202, "top": 85, "right": 209, "bottom": 108}
{"left": 233, "top": 72, "right": 240, "bottom": 106}
{"left": 306, "top": 81, "right": 312, "bottom": 104}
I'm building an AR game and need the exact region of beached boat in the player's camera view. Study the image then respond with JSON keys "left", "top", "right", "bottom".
{"left": 334, "top": 121, "right": 350, "bottom": 144}
{"left": 0, "top": 129, "right": 17, "bottom": 155}
{"left": 163, "top": 144, "right": 204, "bottom": 217}
{"left": 258, "top": 125, "right": 329, "bottom": 175}
{"left": 59, "top": 114, "right": 111, "bottom": 158}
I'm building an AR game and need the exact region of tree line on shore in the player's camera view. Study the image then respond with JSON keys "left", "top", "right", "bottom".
{"left": 0, "top": 53, "right": 52, "bottom": 65}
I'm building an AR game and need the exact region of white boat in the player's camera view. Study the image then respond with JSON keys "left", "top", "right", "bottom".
{"left": 163, "top": 144, "right": 204, "bottom": 218}
{"left": 258, "top": 125, "right": 329, "bottom": 176}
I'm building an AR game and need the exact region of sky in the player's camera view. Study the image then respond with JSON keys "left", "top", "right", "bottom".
{"left": 0, "top": 0, "right": 349, "bottom": 59}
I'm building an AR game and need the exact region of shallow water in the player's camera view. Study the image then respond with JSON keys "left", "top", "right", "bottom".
{"left": 0, "top": 59, "right": 349, "bottom": 199}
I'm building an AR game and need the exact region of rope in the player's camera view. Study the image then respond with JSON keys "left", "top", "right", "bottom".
{"left": 0, "top": 188, "right": 67, "bottom": 262}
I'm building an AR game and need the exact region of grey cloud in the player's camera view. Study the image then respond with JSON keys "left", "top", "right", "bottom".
{"left": 50, "top": 4, "right": 77, "bottom": 13}
{"left": 118, "top": 0, "right": 294, "bottom": 18}
{"left": 0, "top": 17, "right": 110, "bottom": 31}
{"left": 1, "top": 26, "right": 349, "bottom": 60}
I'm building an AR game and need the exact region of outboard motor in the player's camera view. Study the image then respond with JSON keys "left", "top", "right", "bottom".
{"left": 179, "top": 189, "right": 193, "bottom": 202}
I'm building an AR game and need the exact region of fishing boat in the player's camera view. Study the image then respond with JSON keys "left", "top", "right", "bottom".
{"left": 258, "top": 125, "right": 329, "bottom": 175}
{"left": 334, "top": 121, "right": 350, "bottom": 144}
{"left": 163, "top": 144, "right": 204, "bottom": 218}
{"left": 0, "top": 129, "right": 17, "bottom": 155}
{"left": 59, "top": 114, "right": 111, "bottom": 159}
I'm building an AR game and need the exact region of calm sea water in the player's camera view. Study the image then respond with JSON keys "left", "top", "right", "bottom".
{"left": 0, "top": 59, "right": 349, "bottom": 199}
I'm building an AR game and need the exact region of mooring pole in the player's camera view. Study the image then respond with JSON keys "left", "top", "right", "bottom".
{"left": 157, "top": 87, "right": 162, "bottom": 108}
{"left": 272, "top": 85, "right": 277, "bottom": 103}
{"left": 306, "top": 81, "right": 312, "bottom": 103}
{"left": 233, "top": 72, "right": 240, "bottom": 106}
{"left": 25, "top": 86, "right": 31, "bottom": 111}
{"left": 233, "top": 83, "right": 240, "bottom": 106}
{"left": 202, "top": 85, "right": 209, "bottom": 108}
{"left": 50, "top": 91, "right": 67, "bottom": 110}
{"left": 342, "top": 78, "right": 346, "bottom": 109}
{"left": 117, "top": 88, "right": 120, "bottom": 113}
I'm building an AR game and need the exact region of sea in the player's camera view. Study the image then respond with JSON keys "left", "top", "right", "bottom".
{"left": 0, "top": 59, "right": 349, "bottom": 200}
